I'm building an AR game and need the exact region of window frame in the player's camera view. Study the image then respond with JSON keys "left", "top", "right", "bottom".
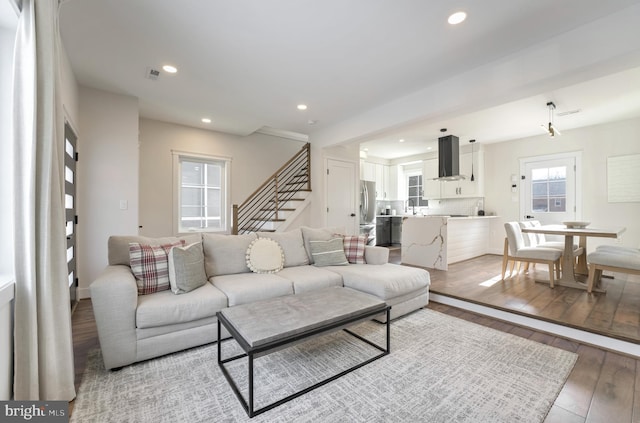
{"left": 172, "top": 150, "right": 231, "bottom": 234}
{"left": 405, "top": 169, "right": 429, "bottom": 208}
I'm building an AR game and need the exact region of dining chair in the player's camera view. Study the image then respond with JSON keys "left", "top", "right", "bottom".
{"left": 518, "top": 220, "right": 584, "bottom": 273}
{"left": 503, "top": 222, "right": 562, "bottom": 287}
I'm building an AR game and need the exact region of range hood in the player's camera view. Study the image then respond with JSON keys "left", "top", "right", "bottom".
{"left": 436, "top": 135, "right": 466, "bottom": 181}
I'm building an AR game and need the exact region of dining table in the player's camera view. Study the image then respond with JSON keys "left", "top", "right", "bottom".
{"left": 520, "top": 224, "right": 626, "bottom": 291}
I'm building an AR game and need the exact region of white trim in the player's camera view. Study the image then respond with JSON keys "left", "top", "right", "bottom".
{"left": 77, "top": 286, "right": 91, "bottom": 300}
{"left": 430, "top": 293, "right": 639, "bottom": 358}
{"left": 254, "top": 126, "right": 309, "bottom": 142}
{"left": 519, "top": 150, "right": 583, "bottom": 221}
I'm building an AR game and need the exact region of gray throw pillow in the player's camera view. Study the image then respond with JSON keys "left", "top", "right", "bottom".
{"left": 168, "top": 242, "right": 208, "bottom": 294}
{"left": 309, "top": 238, "right": 349, "bottom": 267}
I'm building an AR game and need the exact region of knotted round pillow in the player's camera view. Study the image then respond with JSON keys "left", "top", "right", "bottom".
{"left": 245, "top": 237, "right": 284, "bottom": 274}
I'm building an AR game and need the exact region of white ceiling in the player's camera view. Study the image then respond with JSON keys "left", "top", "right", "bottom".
{"left": 58, "top": 0, "right": 640, "bottom": 158}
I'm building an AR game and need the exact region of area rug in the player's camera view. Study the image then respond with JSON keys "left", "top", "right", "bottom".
{"left": 71, "top": 309, "right": 577, "bottom": 423}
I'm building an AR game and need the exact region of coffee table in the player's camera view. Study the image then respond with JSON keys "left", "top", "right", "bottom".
{"left": 217, "top": 286, "right": 391, "bottom": 418}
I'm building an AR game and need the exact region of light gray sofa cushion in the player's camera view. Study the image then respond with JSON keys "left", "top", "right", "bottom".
{"left": 168, "top": 242, "right": 208, "bottom": 294}
{"left": 258, "top": 229, "right": 309, "bottom": 267}
{"left": 108, "top": 234, "right": 202, "bottom": 266}
{"left": 136, "top": 282, "right": 228, "bottom": 329}
{"left": 203, "top": 232, "right": 257, "bottom": 277}
{"left": 211, "top": 273, "right": 293, "bottom": 306}
{"left": 327, "top": 263, "right": 430, "bottom": 300}
{"left": 301, "top": 226, "right": 345, "bottom": 264}
{"left": 276, "top": 265, "right": 343, "bottom": 294}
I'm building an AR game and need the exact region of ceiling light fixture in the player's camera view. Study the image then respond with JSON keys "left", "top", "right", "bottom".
{"left": 162, "top": 65, "right": 178, "bottom": 73}
{"left": 201, "top": 118, "right": 211, "bottom": 123}
{"left": 541, "top": 101, "right": 562, "bottom": 138}
{"left": 297, "top": 104, "right": 308, "bottom": 110}
{"left": 399, "top": 139, "right": 405, "bottom": 143}
{"left": 448, "top": 11, "right": 467, "bottom": 25}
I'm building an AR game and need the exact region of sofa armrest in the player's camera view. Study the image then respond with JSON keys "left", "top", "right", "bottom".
{"left": 90, "top": 265, "right": 138, "bottom": 369}
{"left": 364, "top": 245, "right": 389, "bottom": 265}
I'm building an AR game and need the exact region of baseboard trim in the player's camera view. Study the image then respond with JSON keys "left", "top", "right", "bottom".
{"left": 77, "top": 287, "right": 91, "bottom": 300}
{"left": 430, "top": 293, "right": 639, "bottom": 358}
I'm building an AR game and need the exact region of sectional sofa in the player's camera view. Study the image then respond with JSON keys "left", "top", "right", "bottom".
{"left": 90, "top": 227, "right": 431, "bottom": 369}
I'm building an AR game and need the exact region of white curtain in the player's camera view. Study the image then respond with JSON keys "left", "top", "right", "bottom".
{"left": 12, "top": 0, "right": 76, "bottom": 401}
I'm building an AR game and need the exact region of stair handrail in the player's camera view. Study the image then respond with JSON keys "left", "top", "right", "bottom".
{"left": 232, "top": 143, "right": 310, "bottom": 234}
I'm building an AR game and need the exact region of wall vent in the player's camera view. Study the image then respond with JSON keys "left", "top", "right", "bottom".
{"left": 145, "top": 67, "right": 160, "bottom": 81}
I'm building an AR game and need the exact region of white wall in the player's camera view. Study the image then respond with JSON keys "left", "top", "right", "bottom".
{"left": 484, "top": 117, "right": 640, "bottom": 254}
{"left": 59, "top": 41, "right": 79, "bottom": 131}
{"left": 77, "top": 87, "right": 139, "bottom": 298}
{"left": 0, "top": 21, "right": 15, "bottom": 402}
{"left": 138, "top": 118, "right": 306, "bottom": 237}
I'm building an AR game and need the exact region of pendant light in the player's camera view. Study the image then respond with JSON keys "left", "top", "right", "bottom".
{"left": 541, "top": 101, "right": 562, "bottom": 137}
{"left": 469, "top": 139, "right": 476, "bottom": 181}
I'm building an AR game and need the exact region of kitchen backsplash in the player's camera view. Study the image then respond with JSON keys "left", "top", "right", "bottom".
{"left": 376, "top": 197, "right": 486, "bottom": 216}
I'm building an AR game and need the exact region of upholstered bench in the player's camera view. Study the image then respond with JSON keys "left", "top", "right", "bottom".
{"left": 586, "top": 250, "right": 640, "bottom": 293}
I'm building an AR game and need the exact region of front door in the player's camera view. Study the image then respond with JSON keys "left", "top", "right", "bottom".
{"left": 520, "top": 153, "right": 581, "bottom": 225}
{"left": 326, "top": 159, "right": 357, "bottom": 234}
{"left": 64, "top": 122, "right": 78, "bottom": 309}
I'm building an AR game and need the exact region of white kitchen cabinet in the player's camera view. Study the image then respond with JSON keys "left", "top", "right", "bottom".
{"left": 374, "top": 164, "right": 386, "bottom": 199}
{"left": 360, "top": 160, "right": 376, "bottom": 182}
{"left": 387, "top": 164, "right": 400, "bottom": 200}
{"left": 422, "top": 158, "right": 441, "bottom": 199}
{"left": 440, "top": 150, "right": 484, "bottom": 198}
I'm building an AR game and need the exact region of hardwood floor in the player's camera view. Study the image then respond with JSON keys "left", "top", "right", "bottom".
{"left": 388, "top": 250, "right": 640, "bottom": 344}
{"left": 71, "top": 297, "right": 640, "bottom": 422}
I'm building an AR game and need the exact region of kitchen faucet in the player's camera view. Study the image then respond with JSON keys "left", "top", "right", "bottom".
{"left": 407, "top": 199, "right": 416, "bottom": 215}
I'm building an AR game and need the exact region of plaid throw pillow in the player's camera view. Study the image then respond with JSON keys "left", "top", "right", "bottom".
{"left": 130, "top": 241, "right": 184, "bottom": 295}
{"left": 341, "top": 235, "right": 367, "bottom": 264}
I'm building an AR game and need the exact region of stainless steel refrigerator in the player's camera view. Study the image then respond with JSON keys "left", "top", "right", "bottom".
{"left": 359, "top": 180, "right": 376, "bottom": 245}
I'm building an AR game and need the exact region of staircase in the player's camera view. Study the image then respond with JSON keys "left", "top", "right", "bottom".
{"left": 232, "top": 143, "right": 311, "bottom": 234}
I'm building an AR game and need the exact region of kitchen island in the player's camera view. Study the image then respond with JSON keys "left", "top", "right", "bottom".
{"left": 401, "top": 215, "right": 498, "bottom": 270}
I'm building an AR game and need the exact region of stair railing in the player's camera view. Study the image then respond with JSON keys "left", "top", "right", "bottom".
{"left": 232, "top": 143, "right": 311, "bottom": 234}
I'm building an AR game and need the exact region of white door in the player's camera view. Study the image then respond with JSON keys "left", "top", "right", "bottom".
{"left": 520, "top": 153, "right": 581, "bottom": 225}
{"left": 326, "top": 159, "right": 357, "bottom": 234}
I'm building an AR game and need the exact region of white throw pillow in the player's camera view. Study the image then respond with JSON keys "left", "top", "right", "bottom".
{"left": 246, "top": 238, "right": 285, "bottom": 274}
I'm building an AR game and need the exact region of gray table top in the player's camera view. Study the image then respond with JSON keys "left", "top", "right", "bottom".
{"left": 218, "top": 286, "right": 387, "bottom": 349}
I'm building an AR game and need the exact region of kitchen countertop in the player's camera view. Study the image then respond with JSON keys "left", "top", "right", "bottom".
{"left": 401, "top": 215, "right": 498, "bottom": 219}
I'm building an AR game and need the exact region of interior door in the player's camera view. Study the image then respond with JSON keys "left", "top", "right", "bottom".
{"left": 520, "top": 154, "right": 579, "bottom": 225}
{"left": 326, "top": 159, "right": 357, "bottom": 234}
{"left": 64, "top": 122, "right": 78, "bottom": 308}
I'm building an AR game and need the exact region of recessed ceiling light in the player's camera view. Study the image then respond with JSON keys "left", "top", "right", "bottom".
{"left": 297, "top": 104, "right": 308, "bottom": 110}
{"left": 448, "top": 11, "right": 466, "bottom": 25}
{"left": 399, "top": 139, "right": 405, "bottom": 143}
{"left": 201, "top": 118, "right": 211, "bottom": 123}
{"left": 162, "top": 65, "right": 178, "bottom": 73}
{"left": 427, "top": 147, "right": 433, "bottom": 150}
